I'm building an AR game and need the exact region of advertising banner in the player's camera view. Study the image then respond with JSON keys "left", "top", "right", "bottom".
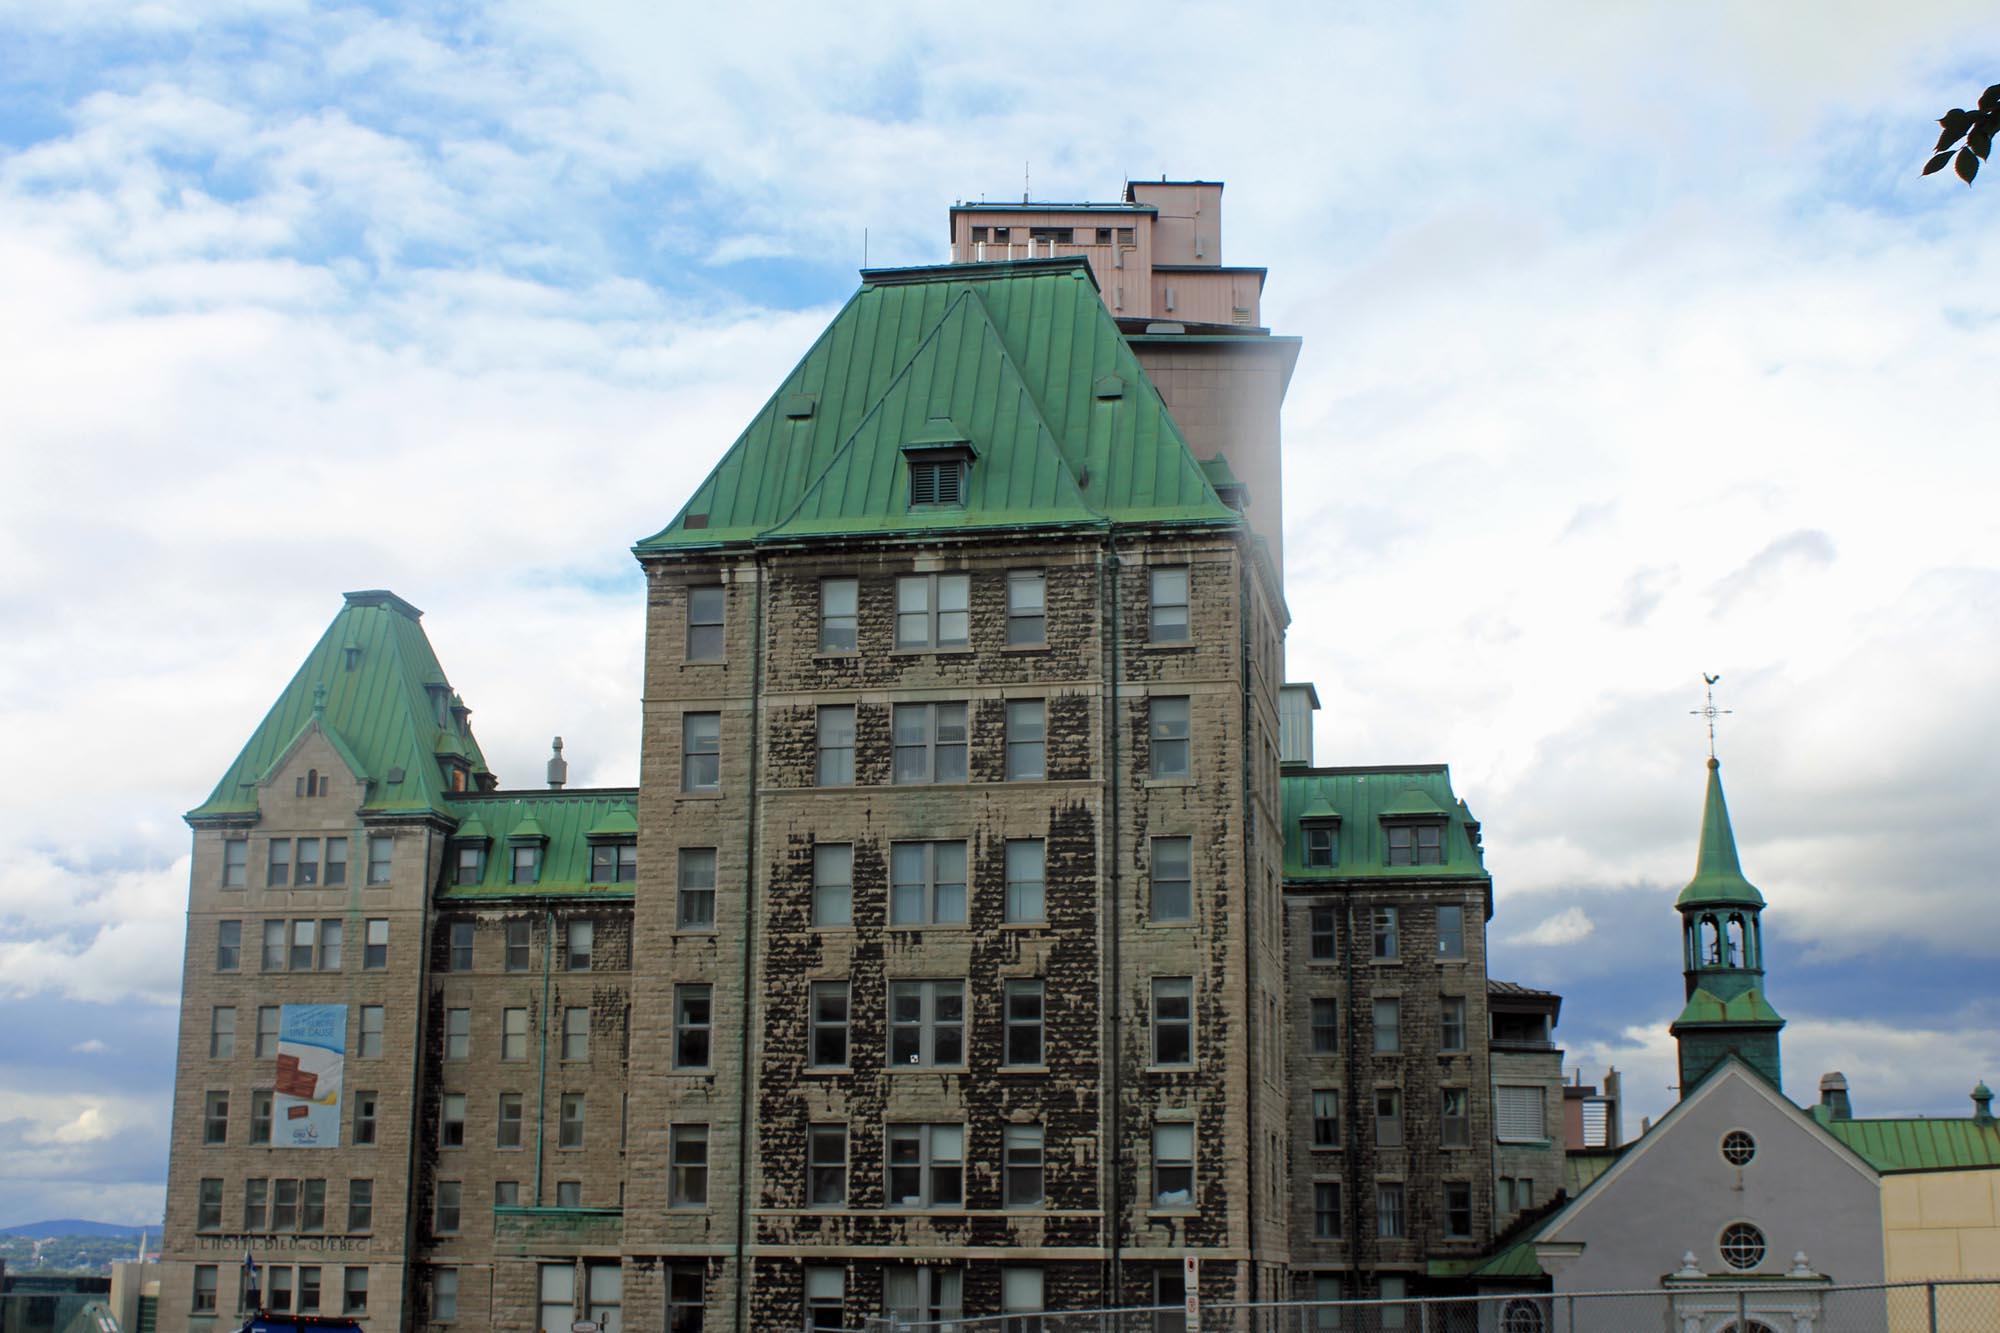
{"left": 272, "top": 1003, "right": 345, "bottom": 1147}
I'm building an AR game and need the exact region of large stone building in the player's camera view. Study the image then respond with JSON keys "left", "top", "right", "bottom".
{"left": 159, "top": 181, "right": 1563, "bottom": 1331}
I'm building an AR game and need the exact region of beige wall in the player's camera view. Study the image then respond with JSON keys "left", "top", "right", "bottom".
{"left": 1883, "top": 1169, "right": 2000, "bottom": 1280}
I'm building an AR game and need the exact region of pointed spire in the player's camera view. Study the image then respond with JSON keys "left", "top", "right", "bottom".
{"left": 1677, "top": 758, "right": 1765, "bottom": 908}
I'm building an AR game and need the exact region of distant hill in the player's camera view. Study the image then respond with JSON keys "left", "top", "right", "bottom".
{"left": 0, "top": 1220, "right": 148, "bottom": 1239}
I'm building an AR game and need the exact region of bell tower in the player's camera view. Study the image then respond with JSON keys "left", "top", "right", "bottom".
{"left": 1669, "top": 756, "right": 1785, "bottom": 1094}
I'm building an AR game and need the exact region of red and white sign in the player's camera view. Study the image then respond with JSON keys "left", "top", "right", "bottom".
{"left": 1183, "top": 1253, "right": 1199, "bottom": 1332}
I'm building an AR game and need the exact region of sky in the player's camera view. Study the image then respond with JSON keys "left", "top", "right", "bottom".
{"left": 1, "top": 0, "right": 1998, "bottom": 1227}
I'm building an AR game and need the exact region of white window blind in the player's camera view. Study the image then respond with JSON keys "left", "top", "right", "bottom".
{"left": 1496, "top": 1085, "right": 1546, "bottom": 1141}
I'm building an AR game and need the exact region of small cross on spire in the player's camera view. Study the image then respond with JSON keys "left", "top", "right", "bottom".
{"left": 1691, "top": 673, "right": 1731, "bottom": 759}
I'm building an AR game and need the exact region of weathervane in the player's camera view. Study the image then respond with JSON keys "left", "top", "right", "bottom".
{"left": 1690, "top": 673, "right": 1731, "bottom": 759}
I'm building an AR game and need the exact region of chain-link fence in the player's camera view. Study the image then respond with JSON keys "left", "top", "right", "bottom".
{"left": 859, "top": 1280, "right": 2000, "bottom": 1333}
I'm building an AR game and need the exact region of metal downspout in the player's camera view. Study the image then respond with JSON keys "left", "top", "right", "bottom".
{"left": 1239, "top": 555, "right": 1260, "bottom": 1300}
{"left": 1102, "top": 537, "right": 1124, "bottom": 1304}
{"left": 536, "top": 904, "right": 552, "bottom": 1205}
{"left": 732, "top": 555, "right": 764, "bottom": 1333}
{"left": 1345, "top": 900, "right": 1362, "bottom": 1296}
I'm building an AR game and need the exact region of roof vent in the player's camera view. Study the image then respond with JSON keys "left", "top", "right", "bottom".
{"left": 1974, "top": 1081, "right": 1994, "bottom": 1125}
{"left": 385, "top": 766, "right": 406, "bottom": 785}
{"left": 342, "top": 643, "right": 362, "bottom": 670}
{"left": 547, "top": 736, "right": 568, "bottom": 791}
{"left": 683, "top": 513, "right": 709, "bottom": 530}
{"left": 781, "top": 392, "right": 817, "bottom": 420}
{"left": 1093, "top": 375, "right": 1124, "bottom": 400}
{"left": 1819, "top": 1071, "right": 1852, "bottom": 1121}
{"left": 1145, "top": 321, "right": 1185, "bottom": 335}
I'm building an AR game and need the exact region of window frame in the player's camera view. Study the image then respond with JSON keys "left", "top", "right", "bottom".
{"left": 889, "top": 840, "right": 968, "bottom": 926}
{"left": 1313, "top": 1180, "right": 1341, "bottom": 1238}
{"left": 434, "top": 1181, "right": 462, "bottom": 1235}
{"left": 358, "top": 1004, "right": 384, "bottom": 1058}
{"left": 1311, "top": 1089, "right": 1340, "bottom": 1148}
{"left": 1310, "top": 997, "right": 1339, "bottom": 1054}
{"left": 504, "top": 919, "right": 531, "bottom": 971}
{"left": 1496, "top": 1085, "right": 1548, "bottom": 1143}
{"left": 561, "top": 1006, "right": 589, "bottom": 1062}
{"left": 1151, "top": 977, "right": 1194, "bottom": 1066}
{"left": 439, "top": 1093, "right": 466, "bottom": 1149}
{"left": 1148, "top": 566, "right": 1190, "bottom": 643}
{"left": 1440, "top": 995, "right": 1468, "bottom": 1053}
{"left": 216, "top": 919, "right": 242, "bottom": 972}
{"left": 1151, "top": 1121, "right": 1195, "bottom": 1209}
{"left": 1003, "top": 978, "right": 1045, "bottom": 1067}
{"left": 674, "top": 983, "right": 712, "bottom": 1070}
{"left": 891, "top": 701, "right": 968, "bottom": 784}
{"left": 444, "top": 1007, "right": 470, "bottom": 1061}
{"left": 1004, "top": 698, "right": 1046, "bottom": 781}
{"left": 1386, "top": 821, "right": 1446, "bottom": 866}
{"left": 816, "top": 704, "right": 857, "bottom": 787}
{"left": 1003, "top": 1123, "right": 1045, "bottom": 1208}
{"left": 1006, "top": 569, "right": 1046, "bottom": 646}
{"left": 895, "top": 573, "right": 970, "bottom": 650}
{"left": 818, "top": 577, "right": 858, "bottom": 653}
{"left": 807, "top": 1123, "right": 847, "bottom": 1207}
{"left": 1441, "top": 1088, "right": 1470, "bottom": 1147}
{"left": 497, "top": 1092, "right": 524, "bottom": 1149}
{"left": 347, "top": 1178, "right": 373, "bottom": 1233}
{"left": 501, "top": 1007, "right": 528, "bottom": 1061}
{"left": 1308, "top": 905, "right": 1337, "bottom": 959}
{"left": 1376, "top": 1182, "right": 1407, "bottom": 1238}
{"left": 589, "top": 839, "right": 638, "bottom": 885}
{"left": 365, "top": 835, "right": 394, "bottom": 886}
{"left": 566, "top": 918, "right": 595, "bottom": 971}
{"left": 1436, "top": 904, "right": 1466, "bottom": 959}
{"left": 809, "top": 981, "right": 850, "bottom": 1068}
{"left": 1373, "top": 997, "right": 1402, "bottom": 1053}
{"left": 1444, "top": 1181, "right": 1474, "bottom": 1239}
{"left": 1304, "top": 821, "right": 1339, "bottom": 869}
{"left": 812, "top": 843, "right": 852, "bottom": 928}
{"left": 885, "top": 1122, "right": 964, "bottom": 1208}
{"left": 681, "top": 711, "right": 721, "bottom": 792}
{"left": 1375, "top": 1088, "right": 1403, "bottom": 1148}
{"left": 678, "top": 847, "right": 718, "bottom": 930}
{"left": 1003, "top": 837, "right": 1045, "bottom": 923}
{"left": 203, "top": 1090, "right": 229, "bottom": 1145}
{"left": 559, "top": 1092, "right": 586, "bottom": 1150}
{"left": 669, "top": 1123, "right": 708, "bottom": 1207}
{"left": 1149, "top": 835, "right": 1192, "bottom": 922}
{"left": 888, "top": 979, "right": 965, "bottom": 1068}
{"left": 1148, "top": 695, "right": 1191, "bottom": 778}
{"left": 222, "top": 839, "right": 248, "bottom": 888}
{"left": 1372, "top": 906, "right": 1400, "bottom": 960}
{"left": 685, "top": 585, "right": 724, "bottom": 661}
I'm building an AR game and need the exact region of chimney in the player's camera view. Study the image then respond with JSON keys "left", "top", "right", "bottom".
{"left": 547, "top": 737, "right": 568, "bottom": 790}
{"left": 1974, "top": 1081, "right": 1994, "bottom": 1125}
{"left": 1278, "top": 683, "right": 1320, "bottom": 766}
{"left": 1819, "top": 1072, "right": 1852, "bottom": 1120}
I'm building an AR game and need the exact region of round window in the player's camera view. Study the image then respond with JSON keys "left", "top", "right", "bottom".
{"left": 1721, "top": 1130, "right": 1757, "bottom": 1165}
{"left": 1501, "top": 1299, "right": 1547, "bottom": 1333}
{"left": 1719, "top": 1221, "right": 1767, "bottom": 1270}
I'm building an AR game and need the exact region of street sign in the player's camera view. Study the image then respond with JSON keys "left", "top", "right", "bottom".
{"left": 1183, "top": 1253, "right": 1200, "bottom": 1332}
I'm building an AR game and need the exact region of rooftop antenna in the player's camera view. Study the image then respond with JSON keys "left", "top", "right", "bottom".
{"left": 1691, "top": 673, "right": 1731, "bottom": 759}
{"left": 863, "top": 227, "right": 868, "bottom": 269}
{"left": 1023, "top": 161, "right": 1030, "bottom": 204}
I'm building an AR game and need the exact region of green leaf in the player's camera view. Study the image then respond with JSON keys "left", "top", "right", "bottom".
{"left": 1981, "top": 84, "right": 2000, "bottom": 114}
{"left": 1956, "top": 147, "right": 1980, "bottom": 184}
{"left": 1924, "top": 150, "right": 1955, "bottom": 175}
{"left": 1971, "top": 125, "right": 1994, "bottom": 161}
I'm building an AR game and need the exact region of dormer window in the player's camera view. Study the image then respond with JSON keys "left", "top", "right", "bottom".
{"left": 1385, "top": 822, "right": 1445, "bottom": 866}
{"left": 511, "top": 843, "right": 542, "bottom": 885}
{"left": 1303, "top": 821, "right": 1339, "bottom": 868}
{"left": 903, "top": 419, "right": 977, "bottom": 510}
{"left": 591, "top": 840, "right": 638, "bottom": 884}
{"left": 454, "top": 843, "right": 487, "bottom": 887}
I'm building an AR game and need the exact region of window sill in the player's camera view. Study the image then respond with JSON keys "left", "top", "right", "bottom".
{"left": 802, "top": 1066, "right": 851, "bottom": 1077}
{"left": 998, "top": 921, "right": 1047, "bottom": 931}
{"left": 1144, "top": 776, "right": 1194, "bottom": 788}
{"left": 1143, "top": 919, "right": 1197, "bottom": 930}
{"left": 1371, "top": 958, "right": 1404, "bottom": 966}
{"left": 676, "top": 791, "right": 723, "bottom": 801}
{"left": 673, "top": 928, "right": 720, "bottom": 938}
{"left": 1000, "top": 1064, "right": 1049, "bottom": 1075}
{"left": 1147, "top": 1207, "right": 1199, "bottom": 1219}
{"left": 889, "top": 647, "right": 975, "bottom": 657}
{"left": 1497, "top": 1138, "right": 1555, "bottom": 1148}
{"left": 681, "top": 658, "right": 727, "bottom": 667}
{"left": 887, "top": 1065, "right": 967, "bottom": 1075}
{"left": 1000, "top": 643, "right": 1049, "bottom": 653}
{"left": 885, "top": 923, "right": 969, "bottom": 933}
{"left": 1144, "top": 1064, "right": 1197, "bottom": 1075}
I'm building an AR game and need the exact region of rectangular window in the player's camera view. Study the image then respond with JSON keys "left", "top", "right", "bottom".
{"left": 301, "top": 1178, "right": 325, "bottom": 1232}
{"left": 1152, "top": 977, "right": 1193, "bottom": 1065}
{"left": 1149, "top": 566, "right": 1190, "bottom": 643}
{"left": 505, "top": 919, "right": 531, "bottom": 971}
{"left": 586, "top": 1263, "right": 621, "bottom": 1330}
{"left": 668, "top": 1266, "right": 704, "bottom": 1333}
{"left": 1152, "top": 1122, "right": 1194, "bottom": 1207}
{"left": 890, "top": 840, "right": 967, "bottom": 925}
{"left": 687, "top": 585, "right": 724, "bottom": 660}
{"left": 1003, "top": 1124, "right": 1044, "bottom": 1207}
{"left": 562, "top": 1006, "right": 589, "bottom": 1061}
{"left": 819, "top": 577, "right": 858, "bottom": 652}
{"left": 808, "top": 1123, "right": 847, "bottom": 1206}
{"left": 366, "top": 835, "right": 394, "bottom": 886}
{"left": 352, "top": 1091, "right": 377, "bottom": 1145}
{"left": 679, "top": 848, "right": 718, "bottom": 929}
{"left": 244, "top": 1178, "right": 268, "bottom": 1231}
{"left": 1149, "top": 836, "right": 1192, "bottom": 922}
{"left": 348, "top": 1179, "right": 372, "bottom": 1233}
{"left": 497, "top": 1092, "right": 524, "bottom": 1148}
{"left": 359, "top": 1005, "right": 383, "bottom": 1058}
{"left": 222, "top": 840, "right": 248, "bottom": 888}
{"left": 1377, "top": 1183, "right": 1406, "bottom": 1238}
{"left": 888, "top": 979, "right": 965, "bottom": 1067}
{"left": 192, "top": 1266, "right": 218, "bottom": 1313}
{"left": 1007, "top": 570, "right": 1046, "bottom": 645}
{"left": 1305, "top": 823, "right": 1339, "bottom": 868}
{"left": 1005, "top": 699, "right": 1045, "bottom": 780}
{"left": 1002, "top": 1269, "right": 1043, "bottom": 1331}
{"left": 434, "top": 1181, "right": 461, "bottom": 1234}
{"left": 891, "top": 702, "right": 967, "bottom": 783}
{"left": 1372, "top": 907, "right": 1400, "bottom": 960}
{"left": 440, "top": 1093, "right": 466, "bottom": 1148}
{"left": 267, "top": 838, "right": 291, "bottom": 887}
{"left": 432, "top": 1267, "right": 459, "bottom": 1321}
{"left": 216, "top": 919, "right": 241, "bottom": 972}
{"left": 203, "top": 1091, "right": 228, "bottom": 1144}
{"left": 1437, "top": 904, "right": 1465, "bottom": 958}
{"left": 318, "top": 918, "right": 342, "bottom": 970}
{"left": 1442, "top": 1088, "right": 1470, "bottom": 1147}
{"left": 495, "top": 1180, "right": 519, "bottom": 1207}
{"left": 454, "top": 842, "right": 484, "bottom": 886}
{"left": 1387, "top": 823, "right": 1445, "bottom": 866}
{"left": 269, "top": 1268, "right": 293, "bottom": 1312}
{"left": 908, "top": 455, "right": 966, "bottom": 508}
{"left": 1496, "top": 1086, "right": 1547, "bottom": 1142}
{"left": 1309, "top": 906, "right": 1336, "bottom": 959}
{"left": 590, "top": 840, "right": 639, "bottom": 884}
{"left": 196, "top": 1178, "right": 222, "bottom": 1231}
{"left": 1373, "top": 997, "right": 1401, "bottom": 1053}
{"left": 363, "top": 918, "right": 387, "bottom": 970}
{"left": 255, "top": 1005, "right": 280, "bottom": 1058}
{"left": 210, "top": 1006, "right": 235, "bottom": 1058}
{"left": 1003, "top": 838, "right": 1044, "bottom": 923}
{"left": 1004, "top": 979, "right": 1045, "bottom": 1066}
{"left": 296, "top": 837, "right": 320, "bottom": 886}
{"left": 1149, "top": 696, "right": 1191, "bottom": 778}
{"left": 511, "top": 843, "right": 542, "bottom": 885}
{"left": 1310, "top": 997, "right": 1339, "bottom": 1054}
{"left": 810, "top": 981, "right": 849, "bottom": 1067}
{"left": 886, "top": 1267, "right": 963, "bottom": 1327}
{"left": 538, "top": 1264, "right": 573, "bottom": 1332}
{"left": 323, "top": 836, "right": 348, "bottom": 886}
{"left": 1311, "top": 1089, "right": 1340, "bottom": 1148}
{"left": 290, "top": 919, "right": 316, "bottom": 971}
{"left": 250, "top": 1090, "right": 273, "bottom": 1144}
{"left": 273, "top": 1178, "right": 299, "bottom": 1231}
{"left": 1375, "top": 1089, "right": 1403, "bottom": 1147}
{"left": 567, "top": 919, "right": 594, "bottom": 971}
{"left": 812, "top": 843, "right": 852, "bottom": 927}
{"left": 816, "top": 705, "right": 856, "bottom": 786}
{"left": 670, "top": 1124, "right": 708, "bottom": 1206}
{"left": 262, "top": 919, "right": 286, "bottom": 971}
{"left": 445, "top": 1008, "right": 470, "bottom": 1060}
{"left": 895, "top": 573, "right": 969, "bottom": 650}
{"left": 674, "top": 984, "right": 712, "bottom": 1069}
{"left": 1313, "top": 1181, "right": 1340, "bottom": 1238}
{"left": 501, "top": 1007, "right": 528, "bottom": 1060}
{"left": 806, "top": 1267, "right": 845, "bottom": 1331}
{"left": 682, "top": 712, "right": 720, "bottom": 791}
{"left": 560, "top": 1093, "right": 586, "bottom": 1149}
{"left": 1444, "top": 1181, "right": 1473, "bottom": 1238}
{"left": 886, "top": 1122, "right": 963, "bottom": 1207}
{"left": 1440, "top": 996, "right": 1467, "bottom": 1052}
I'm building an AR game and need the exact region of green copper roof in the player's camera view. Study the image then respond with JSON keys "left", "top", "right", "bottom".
{"left": 441, "top": 791, "right": 639, "bottom": 899}
{"left": 189, "top": 591, "right": 492, "bottom": 822}
{"left": 635, "top": 258, "right": 1238, "bottom": 552}
{"left": 1280, "top": 766, "right": 1488, "bottom": 878}
{"left": 1677, "top": 758, "right": 1765, "bottom": 908}
{"left": 1818, "top": 1112, "right": 2000, "bottom": 1173}
{"left": 585, "top": 804, "right": 639, "bottom": 838}
{"left": 1673, "top": 986, "right": 1785, "bottom": 1028}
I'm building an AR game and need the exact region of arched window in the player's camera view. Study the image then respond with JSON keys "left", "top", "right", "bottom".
{"left": 1501, "top": 1298, "right": 1547, "bottom": 1332}
{"left": 1702, "top": 916, "right": 1723, "bottom": 965}
{"left": 1723, "top": 915, "right": 1744, "bottom": 967}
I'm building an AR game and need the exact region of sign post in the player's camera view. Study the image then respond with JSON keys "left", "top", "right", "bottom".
{"left": 1183, "top": 1253, "right": 1200, "bottom": 1332}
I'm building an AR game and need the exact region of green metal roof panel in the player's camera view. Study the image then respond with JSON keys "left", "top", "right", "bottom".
{"left": 1822, "top": 1114, "right": 2000, "bottom": 1173}
{"left": 585, "top": 804, "right": 639, "bottom": 838}
{"left": 440, "top": 791, "right": 640, "bottom": 898}
{"left": 1677, "top": 758, "right": 1766, "bottom": 908}
{"left": 1279, "top": 766, "right": 1488, "bottom": 878}
{"left": 1674, "top": 987, "right": 1785, "bottom": 1028}
{"left": 635, "top": 260, "right": 1236, "bottom": 552}
{"left": 189, "top": 591, "right": 492, "bottom": 821}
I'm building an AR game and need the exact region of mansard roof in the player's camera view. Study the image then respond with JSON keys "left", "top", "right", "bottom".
{"left": 439, "top": 790, "right": 640, "bottom": 899}
{"left": 634, "top": 257, "right": 1238, "bottom": 553}
{"left": 188, "top": 590, "right": 492, "bottom": 823}
{"left": 1279, "top": 764, "right": 1489, "bottom": 879}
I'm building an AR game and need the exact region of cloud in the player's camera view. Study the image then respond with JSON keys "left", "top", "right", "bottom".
{"left": 70, "top": 1040, "right": 108, "bottom": 1055}
{"left": 1508, "top": 905, "right": 1596, "bottom": 948}
{"left": 1708, "top": 529, "right": 1838, "bottom": 614}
